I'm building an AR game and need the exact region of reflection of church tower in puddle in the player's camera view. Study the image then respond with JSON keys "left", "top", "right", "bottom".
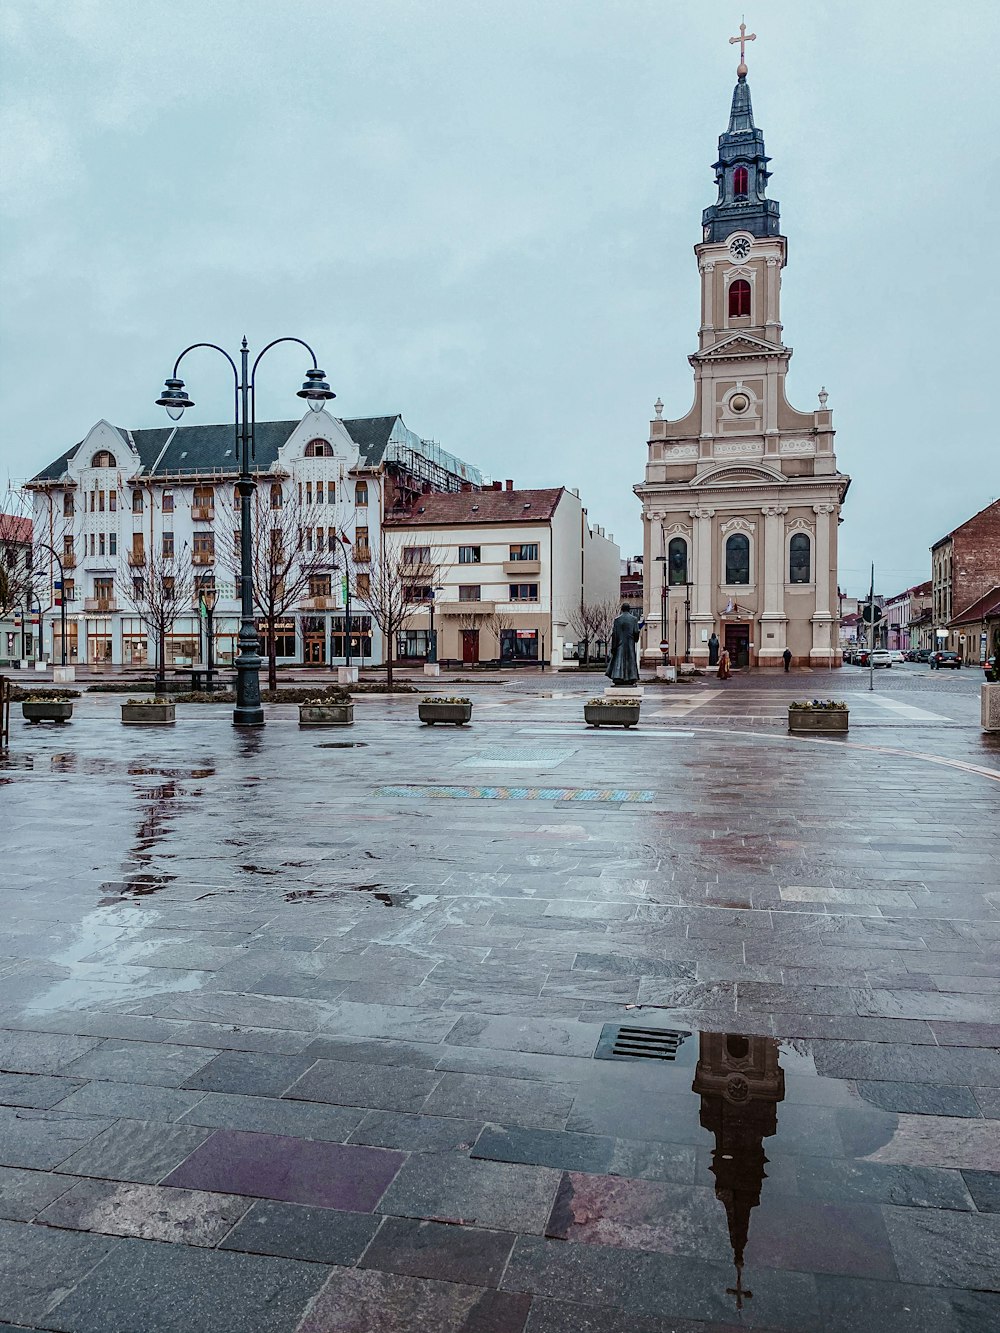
{"left": 693, "top": 1032, "right": 785, "bottom": 1311}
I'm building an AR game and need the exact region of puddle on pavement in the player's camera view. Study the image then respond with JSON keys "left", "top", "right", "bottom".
{"left": 284, "top": 884, "right": 437, "bottom": 909}
{"left": 550, "top": 1024, "right": 927, "bottom": 1314}
{"left": 316, "top": 741, "right": 368, "bottom": 749}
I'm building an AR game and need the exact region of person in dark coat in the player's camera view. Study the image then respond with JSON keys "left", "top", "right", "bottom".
{"left": 708, "top": 632, "right": 720, "bottom": 666}
{"left": 605, "top": 605, "right": 643, "bottom": 686}
{"left": 782, "top": 648, "right": 792, "bottom": 672}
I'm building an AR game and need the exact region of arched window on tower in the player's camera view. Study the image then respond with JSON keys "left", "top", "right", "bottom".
{"left": 667, "top": 537, "right": 688, "bottom": 585}
{"left": 305, "top": 439, "right": 334, "bottom": 458}
{"left": 789, "top": 533, "right": 811, "bottom": 584}
{"left": 725, "top": 533, "right": 751, "bottom": 585}
{"left": 733, "top": 166, "right": 748, "bottom": 198}
{"left": 728, "top": 279, "right": 751, "bottom": 319}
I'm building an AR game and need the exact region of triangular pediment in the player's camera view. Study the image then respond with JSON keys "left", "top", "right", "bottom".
{"left": 693, "top": 333, "right": 787, "bottom": 361}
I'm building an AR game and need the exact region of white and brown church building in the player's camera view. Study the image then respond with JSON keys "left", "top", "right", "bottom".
{"left": 636, "top": 50, "right": 850, "bottom": 668}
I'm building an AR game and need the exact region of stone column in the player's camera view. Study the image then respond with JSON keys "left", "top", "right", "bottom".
{"left": 758, "top": 505, "right": 788, "bottom": 665}
{"left": 810, "top": 503, "right": 837, "bottom": 665}
{"left": 689, "top": 507, "right": 716, "bottom": 661}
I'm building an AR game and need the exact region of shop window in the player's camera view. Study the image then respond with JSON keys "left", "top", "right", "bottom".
{"left": 500, "top": 628, "right": 539, "bottom": 661}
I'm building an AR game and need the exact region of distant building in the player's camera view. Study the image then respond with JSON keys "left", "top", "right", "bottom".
{"left": 383, "top": 484, "right": 620, "bottom": 665}
{"left": 932, "top": 500, "right": 1000, "bottom": 662}
{"left": 620, "top": 557, "right": 643, "bottom": 605}
{"left": 25, "top": 412, "right": 481, "bottom": 668}
{"left": 0, "top": 513, "right": 34, "bottom": 665}
{"left": 883, "top": 581, "right": 931, "bottom": 653}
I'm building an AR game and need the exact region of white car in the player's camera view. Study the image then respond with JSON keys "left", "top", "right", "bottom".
{"left": 889, "top": 650, "right": 905, "bottom": 664}
{"left": 870, "top": 649, "right": 893, "bottom": 668}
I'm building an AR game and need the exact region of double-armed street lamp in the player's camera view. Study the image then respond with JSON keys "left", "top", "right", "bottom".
{"left": 156, "top": 337, "right": 335, "bottom": 726}
{"left": 427, "top": 584, "right": 445, "bottom": 664}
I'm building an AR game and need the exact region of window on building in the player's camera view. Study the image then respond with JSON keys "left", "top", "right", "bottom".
{"left": 132, "top": 489, "right": 143, "bottom": 513}
{"left": 98, "top": 490, "right": 105, "bottom": 512}
{"left": 130, "top": 533, "right": 144, "bottom": 564}
{"left": 108, "top": 491, "right": 116, "bottom": 512}
{"left": 233, "top": 486, "right": 241, "bottom": 509}
{"left": 163, "top": 576, "right": 175, "bottom": 601}
{"left": 309, "top": 574, "right": 331, "bottom": 598}
{"left": 728, "top": 279, "right": 751, "bottom": 318}
{"left": 509, "top": 543, "right": 539, "bottom": 561}
{"left": 316, "top": 481, "right": 324, "bottom": 504}
{"left": 64, "top": 578, "right": 75, "bottom": 602}
{"left": 194, "top": 572, "right": 215, "bottom": 596}
{"left": 162, "top": 531, "right": 175, "bottom": 558}
{"left": 88, "top": 533, "right": 95, "bottom": 555}
{"left": 98, "top": 533, "right": 106, "bottom": 556}
{"left": 109, "top": 533, "right": 117, "bottom": 557}
{"left": 459, "top": 545, "right": 481, "bottom": 564}
{"left": 316, "top": 527, "right": 325, "bottom": 551}
{"left": 193, "top": 531, "right": 215, "bottom": 561}
{"left": 306, "top": 481, "right": 313, "bottom": 505}
{"left": 459, "top": 585, "right": 481, "bottom": 601}
{"left": 93, "top": 576, "right": 113, "bottom": 604}
{"left": 725, "top": 533, "right": 750, "bottom": 585}
{"left": 403, "top": 545, "right": 430, "bottom": 566}
{"left": 132, "top": 575, "right": 144, "bottom": 599}
{"left": 270, "top": 528, "right": 283, "bottom": 561}
{"left": 270, "top": 484, "right": 283, "bottom": 509}
{"left": 405, "top": 583, "right": 433, "bottom": 602}
{"left": 355, "top": 482, "right": 368, "bottom": 507}
{"left": 89, "top": 492, "right": 95, "bottom": 513}
{"left": 162, "top": 492, "right": 174, "bottom": 513}
{"left": 397, "top": 629, "right": 430, "bottom": 659}
{"left": 500, "top": 628, "right": 538, "bottom": 661}
{"left": 509, "top": 583, "right": 539, "bottom": 602}
{"left": 668, "top": 537, "right": 688, "bottom": 585}
{"left": 63, "top": 535, "right": 74, "bottom": 557}
{"left": 305, "top": 440, "right": 333, "bottom": 457}
{"left": 733, "top": 166, "right": 748, "bottom": 197}
{"left": 354, "top": 526, "right": 370, "bottom": 559}
{"left": 193, "top": 485, "right": 214, "bottom": 514}
{"left": 789, "top": 533, "right": 811, "bottom": 584}
{"left": 63, "top": 492, "right": 74, "bottom": 516}
{"left": 355, "top": 572, "right": 370, "bottom": 597}
{"left": 91, "top": 450, "right": 116, "bottom": 468}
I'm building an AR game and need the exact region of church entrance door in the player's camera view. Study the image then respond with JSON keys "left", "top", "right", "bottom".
{"left": 725, "top": 624, "right": 751, "bottom": 669}
{"left": 461, "top": 629, "right": 479, "bottom": 664}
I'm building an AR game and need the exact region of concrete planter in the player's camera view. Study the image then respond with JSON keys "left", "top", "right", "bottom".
{"left": 981, "top": 683, "right": 1000, "bottom": 733}
{"left": 788, "top": 707, "right": 848, "bottom": 734}
{"left": 585, "top": 704, "right": 641, "bottom": 729}
{"left": 418, "top": 702, "right": 472, "bottom": 726}
{"left": 121, "top": 702, "right": 176, "bottom": 726}
{"left": 299, "top": 703, "right": 354, "bottom": 728}
{"left": 22, "top": 701, "right": 73, "bottom": 725}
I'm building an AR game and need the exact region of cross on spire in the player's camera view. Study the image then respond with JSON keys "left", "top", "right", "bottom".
{"left": 729, "top": 20, "right": 756, "bottom": 74}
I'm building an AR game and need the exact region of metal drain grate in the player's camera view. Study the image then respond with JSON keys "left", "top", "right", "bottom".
{"left": 595, "top": 1024, "right": 693, "bottom": 1063}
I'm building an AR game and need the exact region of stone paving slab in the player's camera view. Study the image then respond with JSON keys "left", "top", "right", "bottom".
{"left": 1, "top": 678, "right": 998, "bottom": 1329}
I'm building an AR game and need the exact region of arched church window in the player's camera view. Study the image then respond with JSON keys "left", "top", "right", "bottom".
{"left": 728, "top": 279, "right": 751, "bottom": 319}
{"left": 305, "top": 440, "right": 334, "bottom": 458}
{"left": 667, "top": 537, "right": 688, "bottom": 585}
{"left": 733, "top": 166, "right": 748, "bottom": 198}
{"left": 91, "top": 450, "right": 116, "bottom": 468}
{"left": 789, "top": 533, "right": 811, "bottom": 584}
{"left": 725, "top": 533, "right": 750, "bottom": 585}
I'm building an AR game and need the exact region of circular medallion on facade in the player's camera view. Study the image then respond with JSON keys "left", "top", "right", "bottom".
{"left": 728, "top": 234, "right": 752, "bottom": 262}
{"left": 729, "top": 392, "right": 750, "bottom": 414}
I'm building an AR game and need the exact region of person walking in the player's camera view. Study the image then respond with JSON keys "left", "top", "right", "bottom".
{"left": 782, "top": 647, "right": 792, "bottom": 672}
{"left": 717, "top": 647, "right": 731, "bottom": 680}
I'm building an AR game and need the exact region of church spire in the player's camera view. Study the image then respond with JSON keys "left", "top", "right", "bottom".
{"left": 701, "top": 29, "right": 780, "bottom": 244}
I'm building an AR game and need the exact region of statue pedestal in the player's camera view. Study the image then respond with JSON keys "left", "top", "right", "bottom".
{"left": 655, "top": 666, "right": 677, "bottom": 682}
{"left": 604, "top": 686, "right": 644, "bottom": 700}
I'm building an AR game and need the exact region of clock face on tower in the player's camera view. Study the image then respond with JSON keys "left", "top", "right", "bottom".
{"left": 729, "top": 235, "right": 752, "bottom": 262}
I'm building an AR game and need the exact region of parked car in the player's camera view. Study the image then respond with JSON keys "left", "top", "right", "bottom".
{"left": 870, "top": 649, "right": 893, "bottom": 668}
{"left": 913, "top": 648, "right": 931, "bottom": 663}
{"left": 889, "top": 649, "right": 906, "bottom": 664}
{"left": 930, "top": 651, "right": 961, "bottom": 670}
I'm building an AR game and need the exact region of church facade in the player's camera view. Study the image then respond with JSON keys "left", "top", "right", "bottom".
{"left": 636, "top": 49, "right": 850, "bottom": 668}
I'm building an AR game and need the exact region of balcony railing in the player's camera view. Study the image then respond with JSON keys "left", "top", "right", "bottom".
{"left": 192, "top": 551, "right": 216, "bottom": 565}
{"left": 439, "top": 599, "right": 496, "bottom": 616}
{"left": 353, "top": 546, "right": 372, "bottom": 564}
{"left": 503, "top": 558, "right": 541, "bottom": 576}
{"left": 84, "top": 597, "right": 117, "bottom": 613}
{"left": 191, "top": 505, "right": 215, "bottom": 521}
{"left": 299, "top": 595, "right": 334, "bottom": 611}
{"left": 61, "top": 553, "right": 77, "bottom": 569}
{"left": 128, "top": 552, "right": 146, "bottom": 567}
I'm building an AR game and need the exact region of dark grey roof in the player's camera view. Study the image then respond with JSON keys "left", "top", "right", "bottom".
{"left": 28, "top": 415, "right": 406, "bottom": 483}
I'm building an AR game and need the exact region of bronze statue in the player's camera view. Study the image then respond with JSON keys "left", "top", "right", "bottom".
{"left": 605, "top": 604, "right": 643, "bottom": 687}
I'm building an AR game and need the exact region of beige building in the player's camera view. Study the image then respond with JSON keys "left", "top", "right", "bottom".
{"left": 384, "top": 484, "right": 620, "bottom": 666}
{"left": 635, "top": 60, "right": 850, "bottom": 667}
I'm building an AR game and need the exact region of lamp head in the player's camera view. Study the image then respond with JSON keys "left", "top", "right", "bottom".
{"left": 297, "top": 368, "right": 336, "bottom": 411}
{"left": 156, "top": 378, "right": 194, "bottom": 421}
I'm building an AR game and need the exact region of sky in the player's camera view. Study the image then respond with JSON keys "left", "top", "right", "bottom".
{"left": 1, "top": 0, "right": 996, "bottom": 597}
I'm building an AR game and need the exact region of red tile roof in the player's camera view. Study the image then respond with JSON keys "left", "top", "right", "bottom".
{"left": 385, "top": 488, "right": 565, "bottom": 526}
{"left": 949, "top": 584, "right": 1000, "bottom": 627}
{"left": 0, "top": 514, "right": 32, "bottom": 544}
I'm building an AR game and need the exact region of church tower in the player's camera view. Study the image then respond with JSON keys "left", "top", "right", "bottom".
{"left": 636, "top": 31, "right": 850, "bottom": 668}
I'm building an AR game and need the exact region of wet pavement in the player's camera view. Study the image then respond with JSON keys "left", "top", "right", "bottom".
{"left": 1, "top": 674, "right": 998, "bottom": 1331}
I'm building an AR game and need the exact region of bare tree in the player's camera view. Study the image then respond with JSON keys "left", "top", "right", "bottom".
{"left": 354, "top": 533, "right": 445, "bottom": 688}
{"left": 483, "top": 605, "right": 514, "bottom": 663}
{"left": 117, "top": 542, "right": 196, "bottom": 690}
{"left": 221, "top": 487, "right": 339, "bottom": 690}
{"left": 564, "top": 598, "right": 620, "bottom": 664}
{"left": 0, "top": 486, "right": 35, "bottom": 625}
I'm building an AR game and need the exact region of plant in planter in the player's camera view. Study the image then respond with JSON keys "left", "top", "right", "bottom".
{"left": 299, "top": 693, "right": 354, "bottom": 728}
{"left": 121, "top": 697, "right": 176, "bottom": 726}
{"left": 584, "top": 696, "right": 641, "bottom": 728}
{"left": 418, "top": 696, "right": 473, "bottom": 725}
{"left": 21, "top": 694, "right": 74, "bottom": 724}
{"left": 788, "top": 699, "right": 849, "bottom": 733}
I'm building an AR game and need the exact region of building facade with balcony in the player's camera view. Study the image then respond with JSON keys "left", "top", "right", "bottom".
{"left": 383, "top": 483, "right": 620, "bottom": 665}
{"left": 25, "top": 411, "right": 482, "bottom": 669}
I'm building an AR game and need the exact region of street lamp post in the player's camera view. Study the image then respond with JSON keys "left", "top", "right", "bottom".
{"left": 156, "top": 337, "right": 335, "bottom": 726}
{"left": 427, "top": 585, "right": 445, "bottom": 664}
{"left": 684, "top": 581, "right": 693, "bottom": 663}
{"left": 199, "top": 584, "right": 218, "bottom": 691}
{"left": 340, "top": 533, "right": 353, "bottom": 672}
{"left": 34, "top": 542, "right": 68, "bottom": 668}
{"left": 654, "top": 554, "right": 668, "bottom": 663}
